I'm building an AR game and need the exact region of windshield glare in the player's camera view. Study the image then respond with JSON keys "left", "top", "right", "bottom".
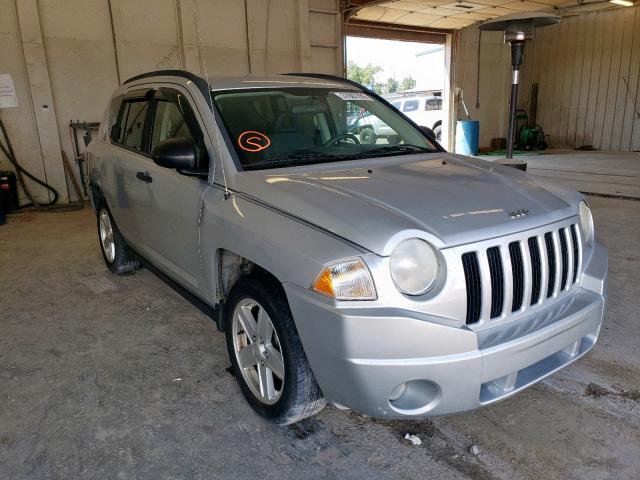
{"left": 213, "top": 87, "right": 438, "bottom": 171}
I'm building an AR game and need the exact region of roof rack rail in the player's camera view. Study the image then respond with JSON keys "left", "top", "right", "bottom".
{"left": 123, "top": 69, "right": 210, "bottom": 99}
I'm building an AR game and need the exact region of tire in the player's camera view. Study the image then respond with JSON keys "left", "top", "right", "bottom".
{"left": 360, "top": 127, "right": 377, "bottom": 145}
{"left": 97, "top": 204, "right": 141, "bottom": 274}
{"left": 225, "top": 275, "right": 326, "bottom": 424}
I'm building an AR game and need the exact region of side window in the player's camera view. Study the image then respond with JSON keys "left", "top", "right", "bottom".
{"left": 425, "top": 98, "right": 442, "bottom": 111}
{"left": 150, "top": 90, "right": 209, "bottom": 170}
{"left": 402, "top": 100, "right": 419, "bottom": 112}
{"left": 151, "top": 100, "right": 193, "bottom": 147}
{"left": 115, "top": 99, "right": 149, "bottom": 150}
{"left": 391, "top": 101, "right": 401, "bottom": 109}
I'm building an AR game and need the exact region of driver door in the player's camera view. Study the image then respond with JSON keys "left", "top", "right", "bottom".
{"left": 135, "top": 87, "right": 211, "bottom": 294}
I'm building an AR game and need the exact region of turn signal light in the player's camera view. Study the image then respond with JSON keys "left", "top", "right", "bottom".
{"left": 312, "top": 258, "right": 377, "bottom": 300}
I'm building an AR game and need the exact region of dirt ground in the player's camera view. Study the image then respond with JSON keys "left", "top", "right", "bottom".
{"left": 1, "top": 195, "right": 638, "bottom": 479}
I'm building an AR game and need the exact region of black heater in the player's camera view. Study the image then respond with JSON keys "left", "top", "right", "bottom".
{"left": 480, "top": 13, "right": 560, "bottom": 159}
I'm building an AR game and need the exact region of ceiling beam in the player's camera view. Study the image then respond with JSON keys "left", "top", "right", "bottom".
{"left": 344, "top": 19, "right": 450, "bottom": 43}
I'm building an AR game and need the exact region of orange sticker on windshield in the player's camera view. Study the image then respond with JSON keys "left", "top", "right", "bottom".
{"left": 238, "top": 131, "right": 271, "bottom": 152}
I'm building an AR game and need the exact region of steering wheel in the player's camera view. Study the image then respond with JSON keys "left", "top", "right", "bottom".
{"left": 322, "top": 133, "right": 360, "bottom": 146}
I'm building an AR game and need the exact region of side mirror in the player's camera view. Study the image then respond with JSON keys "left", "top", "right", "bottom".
{"left": 151, "top": 137, "right": 197, "bottom": 170}
{"left": 419, "top": 126, "right": 437, "bottom": 141}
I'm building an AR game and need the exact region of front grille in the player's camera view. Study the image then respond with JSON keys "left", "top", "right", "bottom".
{"left": 462, "top": 222, "right": 581, "bottom": 325}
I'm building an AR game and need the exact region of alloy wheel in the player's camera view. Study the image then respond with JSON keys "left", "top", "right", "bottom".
{"left": 99, "top": 209, "right": 115, "bottom": 263}
{"left": 232, "top": 298, "right": 285, "bottom": 405}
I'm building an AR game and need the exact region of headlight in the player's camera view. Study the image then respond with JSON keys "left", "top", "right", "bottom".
{"left": 579, "top": 200, "right": 594, "bottom": 245}
{"left": 390, "top": 238, "right": 440, "bottom": 295}
{"left": 312, "top": 257, "right": 377, "bottom": 300}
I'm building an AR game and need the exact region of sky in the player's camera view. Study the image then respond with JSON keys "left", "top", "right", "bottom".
{"left": 345, "top": 36, "right": 445, "bottom": 92}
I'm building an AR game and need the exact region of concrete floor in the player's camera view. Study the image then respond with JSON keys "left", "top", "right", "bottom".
{"left": 1, "top": 193, "right": 639, "bottom": 479}
{"left": 515, "top": 150, "right": 640, "bottom": 200}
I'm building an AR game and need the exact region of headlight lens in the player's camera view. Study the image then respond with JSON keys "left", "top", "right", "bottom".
{"left": 312, "top": 258, "right": 377, "bottom": 300}
{"left": 390, "top": 238, "right": 440, "bottom": 296}
{"left": 579, "top": 200, "right": 594, "bottom": 245}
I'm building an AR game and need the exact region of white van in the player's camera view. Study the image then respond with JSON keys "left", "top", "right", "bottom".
{"left": 387, "top": 91, "right": 443, "bottom": 141}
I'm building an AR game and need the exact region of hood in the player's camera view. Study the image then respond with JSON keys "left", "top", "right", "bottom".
{"left": 234, "top": 153, "right": 580, "bottom": 255}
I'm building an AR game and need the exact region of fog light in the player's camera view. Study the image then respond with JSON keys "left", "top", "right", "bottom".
{"left": 388, "top": 380, "right": 441, "bottom": 414}
{"left": 389, "top": 383, "right": 407, "bottom": 401}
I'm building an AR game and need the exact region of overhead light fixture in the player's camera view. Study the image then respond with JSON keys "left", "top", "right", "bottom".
{"left": 610, "top": 0, "right": 634, "bottom": 6}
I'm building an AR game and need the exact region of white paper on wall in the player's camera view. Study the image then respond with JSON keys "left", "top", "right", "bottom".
{"left": 0, "top": 74, "right": 19, "bottom": 109}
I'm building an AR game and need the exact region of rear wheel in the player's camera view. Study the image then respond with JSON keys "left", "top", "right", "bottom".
{"left": 225, "top": 275, "right": 326, "bottom": 424}
{"left": 97, "top": 205, "right": 140, "bottom": 274}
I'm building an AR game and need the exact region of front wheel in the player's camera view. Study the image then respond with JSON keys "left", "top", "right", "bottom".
{"left": 97, "top": 206, "right": 140, "bottom": 274}
{"left": 225, "top": 275, "right": 326, "bottom": 424}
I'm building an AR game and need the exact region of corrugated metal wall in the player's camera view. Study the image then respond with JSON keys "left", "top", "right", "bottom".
{"left": 528, "top": 7, "right": 640, "bottom": 151}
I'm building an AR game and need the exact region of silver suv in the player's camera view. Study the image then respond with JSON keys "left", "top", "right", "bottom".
{"left": 87, "top": 70, "right": 608, "bottom": 424}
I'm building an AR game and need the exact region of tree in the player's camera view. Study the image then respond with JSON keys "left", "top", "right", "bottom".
{"left": 399, "top": 76, "right": 416, "bottom": 92}
{"left": 386, "top": 77, "right": 399, "bottom": 94}
{"left": 346, "top": 61, "right": 382, "bottom": 89}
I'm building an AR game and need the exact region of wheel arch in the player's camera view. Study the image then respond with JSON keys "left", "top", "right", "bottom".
{"left": 214, "top": 249, "right": 287, "bottom": 329}
{"left": 89, "top": 183, "right": 104, "bottom": 214}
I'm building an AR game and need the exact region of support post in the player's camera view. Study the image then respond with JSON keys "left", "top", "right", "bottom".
{"left": 506, "top": 42, "right": 524, "bottom": 159}
{"left": 15, "top": 0, "right": 68, "bottom": 203}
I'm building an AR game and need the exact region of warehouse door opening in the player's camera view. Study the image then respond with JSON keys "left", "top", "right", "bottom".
{"left": 345, "top": 35, "right": 447, "bottom": 143}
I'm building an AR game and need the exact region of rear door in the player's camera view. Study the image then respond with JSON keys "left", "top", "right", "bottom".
{"left": 134, "top": 86, "right": 211, "bottom": 293}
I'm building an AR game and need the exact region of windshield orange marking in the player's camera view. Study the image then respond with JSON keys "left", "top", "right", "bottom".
{"left": 238, "top": 131, "right": 271, "bottom": 152}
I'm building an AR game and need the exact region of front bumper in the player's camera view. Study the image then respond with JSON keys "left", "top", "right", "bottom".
{"left": 285, "top": 242, "right": 607, "bottom": 419}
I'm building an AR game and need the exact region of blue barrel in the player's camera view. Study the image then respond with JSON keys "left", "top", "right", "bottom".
{"left": 455, "top": 120, "right": 479, "bottom": 156}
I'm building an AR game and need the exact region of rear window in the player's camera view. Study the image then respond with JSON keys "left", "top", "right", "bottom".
{"left": 402, "top": 100, "right": 419, "bottom": 112}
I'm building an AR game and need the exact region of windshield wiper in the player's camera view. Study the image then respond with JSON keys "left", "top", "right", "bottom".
{"left": 354, "top": 144, "right": 434, "bottom": 157}
{"left": 243, "top": 152, "right": 348, "bottom": 170}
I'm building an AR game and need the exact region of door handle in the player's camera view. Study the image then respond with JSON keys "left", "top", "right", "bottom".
{"left": 136, "top": 171, "right": 153, "bottom": 183}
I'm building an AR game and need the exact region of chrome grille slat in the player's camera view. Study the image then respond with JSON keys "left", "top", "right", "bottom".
{"left": 521, "top": 239, "right": 533, "bottom": 310}
{"left": 563, "top": 227, "right": 574, "bottom": 291}
{"left": 500, "top": 245, "right": 514, "bottom": 321}
{"left": 537, "top": 235, "right": 549, "bottom": 306}
{"left": 461, "top": 221, "right": 583, "bottom": 325}
{"left": 551, "top": 230, "right": 563, "bottom": 297}
{"left": 478, "top": 250, "right": 493, "bottom": 321}
{"left": 570, "top": 225, "right": 580, "bottom": 284}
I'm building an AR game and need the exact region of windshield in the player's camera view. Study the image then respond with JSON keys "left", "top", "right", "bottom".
{"left": 213, "top": 87, "right": 438, "bottom": 171}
